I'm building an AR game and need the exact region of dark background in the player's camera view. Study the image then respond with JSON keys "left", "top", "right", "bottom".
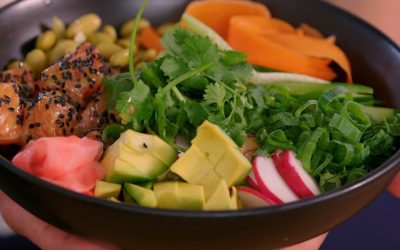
{"left": 0, "top": 191, "right": 399, "bottom": 249}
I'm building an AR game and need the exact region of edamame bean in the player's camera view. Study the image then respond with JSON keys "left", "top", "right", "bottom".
{"left": 120, "top": 18, "right": 150, "bottom": 38}
{"left": 117, "top": 38, "right": 130, "bottom": 48}
{"left": 52, "top": 16, "right": 65, "bottom": 38}
{"left": 157, "top": 23, "right": 175, "bottom": 36}
{"left": 66, "top": 13, "right": 102, "bottom": 38}
{"left": 102, "top": 25, "right": 117, "bottom": 42}
{"left": 36, "top": 30, "right": 57, "bottom": 51}
{"left": 48, "top": 40, "right": 78, "bottom": 64}
{"left": 110, "top": 49, "right": 129, "bottom": 68}
{"left": 140, "top": 49, "right": 157, "bottom": 62}
{"left": 88, "top": 32, "right": 114, "bottom": 46}
{"left": 6, "top": 60, "right": 22, "bottom": 70}
{"left": 25, "top": 49, "right": 47, "bottom": 73}
{"left": 96, "top": 42, "right": 123, "bottom": 60}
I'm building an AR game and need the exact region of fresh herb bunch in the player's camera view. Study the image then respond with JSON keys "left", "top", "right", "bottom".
{"left": 103, "top": 12, "right": 400, "bottom": 191}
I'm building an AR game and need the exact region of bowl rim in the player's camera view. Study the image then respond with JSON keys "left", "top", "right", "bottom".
{"left": 1, "top": 0, "right": 400, "bottom": 219}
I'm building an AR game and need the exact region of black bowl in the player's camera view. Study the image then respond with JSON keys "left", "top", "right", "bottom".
{"left": 1, "top": 0, "right": 400, "bottom": 249}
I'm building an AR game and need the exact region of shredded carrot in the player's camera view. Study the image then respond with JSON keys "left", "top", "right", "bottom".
{"left": 139, "top": 27, "right": 164, "bottom": 52}
{"left": 184, "top": 0, "right": 271, "bottom": 39}
{"left": 264, "top": 32, "right": 352, "bottom": 82}
{"left": 227, "top": 16, "right": 337, "bottom": 81}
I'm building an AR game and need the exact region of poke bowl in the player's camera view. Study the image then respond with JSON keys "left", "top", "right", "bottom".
{"left": 0, "top": 0, "right": 400, "bottom": 249}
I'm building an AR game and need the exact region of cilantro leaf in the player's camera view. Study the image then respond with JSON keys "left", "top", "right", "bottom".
{"left": 160, "top": 55, "right": 189, "bottom": 80}
{"left": 103, "top": 74, "right": 133, "bottom": 111}
{"left": 204, "top": 82, "right": 226, "bottom": 110}
{"left": 183, "top": 100, "right": 208, "bottom": 126}
{"left": 115, "top": 80, "right": 154, "bottom": 128}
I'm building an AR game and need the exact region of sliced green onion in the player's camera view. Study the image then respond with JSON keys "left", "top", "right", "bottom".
{"left": 318, "top": 86, "right": 349, "bottom": 114}
{"left": 341, "top": 101, "right": 372, "bottom": 132}
{"left": 269, "top": 112, "right": 298, "bottom": 129}
{"left": 297, "top": 127, "right": 328, "bottom": 173}
{"left": 295, "top": 100, "right": 318, "bottom": 118}
{"left": 330, "top": 140, "right": 354, "bottom": 167}
{"left": 312, "top": 153, "right": 333, "bottom": 177}
{"left": 265, "top": 130, "right": 295, "bottom": 151}
{"left": 350, "top": 143, "right": 370, "bottom": 166}
{"left": 329, "top": 113, "right": 362, "bottom": 144}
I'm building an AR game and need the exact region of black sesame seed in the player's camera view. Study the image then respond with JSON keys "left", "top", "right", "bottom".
{"left": 26, "top": 134, "right": 33, "bottom": 142}
{"left": 8, "top": 107, "right": 15, "bottom": 112}
{"left": 61, "top": 71, "right": 73, "bottom": 81}
{"left": 29, "top": 123, "right": 35, "bottom": 129}
{"left": 4, "top": 95, "right": 11, "bottom": 104}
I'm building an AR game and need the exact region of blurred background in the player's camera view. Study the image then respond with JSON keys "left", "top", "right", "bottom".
{"left": 0, "top": 0, "right": 399, "bottom": 249}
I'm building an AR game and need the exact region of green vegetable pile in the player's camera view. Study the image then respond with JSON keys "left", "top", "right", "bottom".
{"left": 102, "top": 0, "right": 400, "bottom": 192}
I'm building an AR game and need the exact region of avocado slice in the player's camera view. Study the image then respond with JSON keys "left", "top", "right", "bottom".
{"left": 170, "top": 145, "right": 214, "bottom": 184}
{"left": 124, "top": 183, "right": 158, "bottom": 208}
{"left": 101, "top": 130, "right": 177, "bottom": 184}
{"left": 153, "top": 181, "right": 204, "bottom": 210}
{"left": 171, "top": 120, "right": 251, "bottom": 198}
{"left": 192, "top": 121, "right": 238, "bottom": 164}
{"left": 119, "top": 130, "right": 177, "bottom": 166}
{"left": 214, "top": 146, "right": 252, "bottom": 186}
{"left": 94, "top": 181, "right": 122, "bottom": 199}
{"left": 205, "top": 179, "right": 235, "bottom": 210}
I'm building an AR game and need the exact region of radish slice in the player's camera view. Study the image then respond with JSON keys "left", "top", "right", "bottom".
{"left": 246, "top": 171, "right": 259, "bottom": 190}
{"left": 273, "top": 151, "right": 320, "bottom": 198}
{"left": 237, "top": 186, "right": 274, "bottom": 208}
{"left": 253, "top": 156, "right": 299, "bottom": 204}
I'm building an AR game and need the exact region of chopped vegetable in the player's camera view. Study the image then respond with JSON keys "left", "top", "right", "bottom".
{"left": 139, "top": 26, "right": 164, "bottom": 52}
{"left": 184, "top": 0, "right": 271, "bottom": 39}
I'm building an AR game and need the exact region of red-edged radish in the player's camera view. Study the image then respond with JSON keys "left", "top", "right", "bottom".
{"left": 246, "top": 170, "right": 259, "bottom": 190}
{"left": 237, "top": 186, "right": 274, "bottom": 208}
{"left": 273, "top": 151, "right": 320, "bottom": 198}
{"left": 253, "top": 156, "right": 299, "bottom": 204}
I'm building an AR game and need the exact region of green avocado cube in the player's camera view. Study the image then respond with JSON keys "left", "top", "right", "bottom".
{"left": 94, "top": 181, "right": 122, "bottom": 199}
{"left": 124, "top": 183, "right": 158, "bottom": 208}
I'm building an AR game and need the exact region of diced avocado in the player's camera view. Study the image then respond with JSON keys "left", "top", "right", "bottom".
{"left": 101, "top": 130, "right": 177, "bottom": 183}
{"left": 123, "top": 189, "right": 135, "bottom": 204}
{"left": 204, "top": 180, "right": 233, "bottom": 210}
{"left": 108, "top": 197, "right": 121, "bottom": 203}
{"left": 153, "top": 181, "right": 180, "bottom": 209}
{"left": 124, "top": 183, "right": 158, "bottom": 208}
{"left": 177, "top": 182, "right": 205, "bottom": 210}
{"left": 104, "top": 158, "right": 150, "bottom": 184}
{"left": 108, "top": 143, "right": 168, "bottom": 177}
{"left": 170, "top": 120, "right": 250, "bottom": 202}
{"left": 230, "top": 186, "right": 238, "bottom": 209}
{"left": 94, "top": 181, "right": 122, "bottom": 199}
{"left": 214, "top": 146, "right": 252, "bottom": 186}
{"left": 170, "top": 146, "right": 214, "bottom": 184}
{"left": 153, "top": 181, "right": 204, "bottom": 210}
{"left": 119, "top": 130, "right": 177, "bottom": 166}
{"left": 137, "top": 181, "right": 154, "bottom": 189}
{"left": 199, "top": 171, "right": 222, "bottom": 200}
{"left": 192, "top": 121, "right": 238, "bottom": 164}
